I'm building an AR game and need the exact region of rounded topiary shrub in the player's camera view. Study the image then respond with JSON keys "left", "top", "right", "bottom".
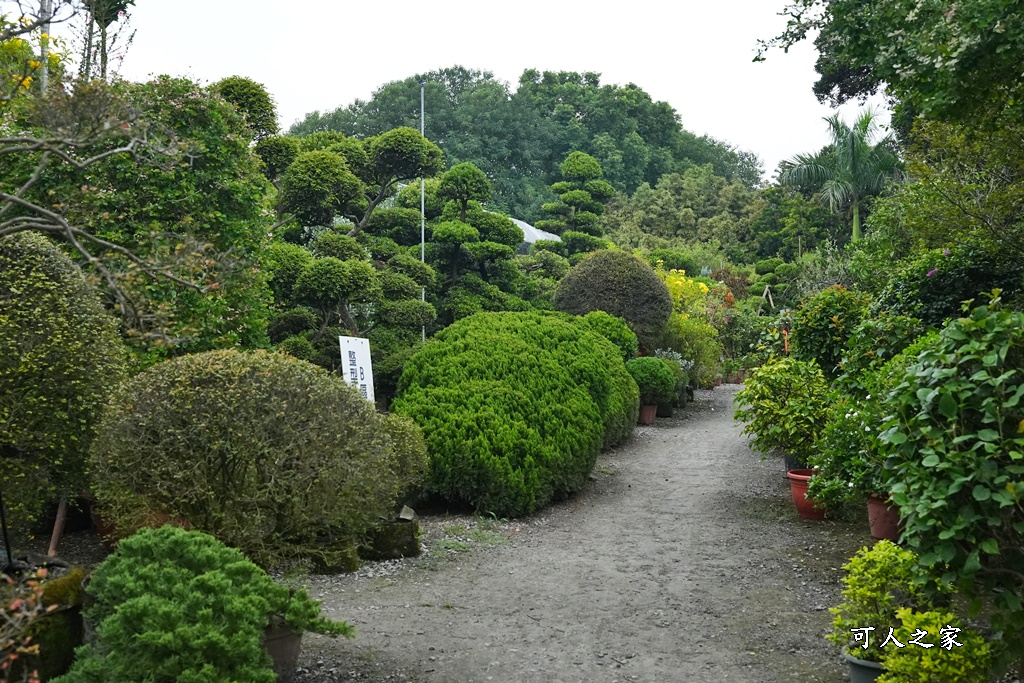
{"left": 582, "top": 310, "right": 639, "bottom": 361}
{"left": 790, "top": 284, "right": 870, "bottom": 379}
{"left": 0, "top": 233, "right": 128, "bottom": 533}
{"left": 89, "top": 349, "right": 424, "bottom": 568}
{"left": 553, "top": 249, "right": 672, "bottom": 351}
{"left": 392, "top": 311, "right": 638, "bottom": 517}
{"left": 625, "top": 357, "right": 677, "bottom": 406}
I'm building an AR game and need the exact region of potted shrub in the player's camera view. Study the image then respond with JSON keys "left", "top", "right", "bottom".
{"left": 625, "top": 357, "right": 677, "bottom": 424}
{"left": 53, "top": 526, "right": 354, "bottom": 683}
{"left": 877, "top": 608, "right": 990, "bottom": 682}
{"left": 828, "top": 541, "right": 949, "bottom": 682}
{"left": 734, "top": 357, "right": 830, "bottom": 470}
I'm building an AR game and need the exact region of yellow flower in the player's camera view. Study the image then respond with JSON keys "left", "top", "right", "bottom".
{"left": 28, "top": 60, "right": 41, "bottom": 69}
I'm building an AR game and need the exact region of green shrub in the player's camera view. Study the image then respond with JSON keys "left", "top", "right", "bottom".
{"left": 582, "top": 311, "right": 639, "bottom": 360}
{"left": 835, "top": 312, "right": 926, "bottom": 396}
{"left": 875, "top": 244, "right": 1023, "bottom": 327}
{"left": 553, "top": 249, "right": 673, "bottom": 351}
{"left": 53, "top": 526, "right": 352, "bottom": 683}
{"left": 878, "top": 295, "right": 1024, "bottom": 667}
{"left": 878, "top": 608, "right": 991, "bottom": 682}
{"left": 659, "top": 313, "right": 722, "bottom": 387}
{"left": 310, "top": 232, "right": 366, "bottom": 261}
{"left": 0, "top": 233, "right": 128, "bottom": 533}
{"left": 380, "top": 413, "right": 429, "bottom": 506}
{"left": 89, "top": 349, "right": 423, "bottom": 568}
{"left": 267, "top": 307, "right": 319, "bottom": 343}
{"left": 392, "top": 312, "right": 638, "bottom": 517}
{"left": 733, "top": 357, "right": 829, "bottom": 464}
{"left": 790, "top": 285, "right": 870, "bottom": 379}
{"left": 828, "top": 541, "right": 949, "bottom": 663}
{"left": 625, "top": 357, "right": 676, "bottom": 406}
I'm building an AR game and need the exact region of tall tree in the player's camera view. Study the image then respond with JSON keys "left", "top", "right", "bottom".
{"left": 779, "top": 110, "right": 901, "bottom": 240}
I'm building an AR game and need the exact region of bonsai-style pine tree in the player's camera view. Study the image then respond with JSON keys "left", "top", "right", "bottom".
{"left": 536, "top": 151, "right": 616, "bottom": 237}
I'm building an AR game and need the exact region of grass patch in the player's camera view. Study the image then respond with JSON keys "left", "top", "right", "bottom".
{"left": 438, "top": 539, "right": 470, "bottom": 552}
{"left": 467, "top": 528, "right": 508, "bottom": 546}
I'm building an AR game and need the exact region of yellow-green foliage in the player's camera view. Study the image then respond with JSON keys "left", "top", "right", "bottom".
{"left": 89, "top": 349, "right": 426, "bottom": 568}
{"left": 393, "top": 312, "right": 638, "bottom": 517}
{"left": 0, "top": 233, "right": 128, "bottom": 533}
{"left": 828, "top": 541, "right": 949, "bottom": 663}
{"left": 878, "top": 608, "right": 990, "bottom": 682}
{"left": 660, "top": 313, "right": 722, "bottom": 387}
{"left": 791, "top": 285, "right": 870, "bottom": 379}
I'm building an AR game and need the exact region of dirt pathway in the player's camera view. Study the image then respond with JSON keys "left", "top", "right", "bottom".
{"left": 298, "top": 386, "right": 872, "bottom": 683}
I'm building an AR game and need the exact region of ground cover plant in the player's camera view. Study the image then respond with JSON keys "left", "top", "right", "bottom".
{"left": 89, "top": 349, "right": 426, "bottom": 569}
{"left": 392, "top": 311, "right": 638, "bottom": 517}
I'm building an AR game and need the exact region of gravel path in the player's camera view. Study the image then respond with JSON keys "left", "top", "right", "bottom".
{"left": 296, "top": 387, "right": 872, "bottom": 683}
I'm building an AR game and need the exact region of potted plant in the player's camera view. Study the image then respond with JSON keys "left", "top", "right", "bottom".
{"left": 53, "top": 526, "right": 354, "bottom": 683}
{"left": 625, "top": 357, "right": 677, "bottom": 425}
{"left": 828, "top": 541, "right": 950, "bottom": 682}
{"left": 734, "top": 357, "right": 830, "bottom": 471}
{"left": 877, "top": 608, "right": 990, "bottom": 682}
{"left": 807, "top": 397, "right": 898, "bottom": 537}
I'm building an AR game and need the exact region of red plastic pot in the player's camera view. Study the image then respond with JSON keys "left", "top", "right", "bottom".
{"left": 786, "top": 469, "right": 825, "bottom": 520}
{"left": 638, "top": 404, "right": 657, "bottom": 425}
{"left": 867, "top": 494, "right": 902, "bottom": 541}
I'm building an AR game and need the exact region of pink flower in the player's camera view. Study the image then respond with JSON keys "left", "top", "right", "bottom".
{"left": 942, "top": 249, "right": 950, "bottom": 255}
{"left": 926, "top": 268, "right": 939, "bottom": 277}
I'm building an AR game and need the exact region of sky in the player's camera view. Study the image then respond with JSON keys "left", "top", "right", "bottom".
{"left": 50, "top": 0, "right": 889, "bottom": 178}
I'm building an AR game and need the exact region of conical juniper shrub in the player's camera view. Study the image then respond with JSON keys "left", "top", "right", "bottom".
{"left": 89, "top": 349, "right": 425, "bottom": 569}
{"left": 392, "top": 311, "right": 639, "bottom": 517}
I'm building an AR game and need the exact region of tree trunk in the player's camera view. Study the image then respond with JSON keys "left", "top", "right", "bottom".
{"left": 851, "top": 201, "right": 862, "bottom": 241}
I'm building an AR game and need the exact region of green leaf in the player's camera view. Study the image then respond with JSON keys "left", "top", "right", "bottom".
{"left": 922, "top": 454, "right": 940, "bottom": 467}
{"left": 977, "top": 428, "right": 1000, "bottom": 442}
{"left": 938, "top": 392, "right": 958, "bottom": 419}
{"left": 972, "top": 485, "right": 991, "bottom": 501}
{"left": 980, "top": 538, "right": 1000, "bottom": 555}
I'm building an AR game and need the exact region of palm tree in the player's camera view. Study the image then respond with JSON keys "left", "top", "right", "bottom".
{"left": 780, "top": 109, "right": 902, "bottom": 241}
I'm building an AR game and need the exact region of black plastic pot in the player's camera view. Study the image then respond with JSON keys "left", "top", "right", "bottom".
{"left": 783, "top": 451, "right": 810, "bottom": 472}
{"left": 263, "top": 623, "right": 302, "bottom": 682}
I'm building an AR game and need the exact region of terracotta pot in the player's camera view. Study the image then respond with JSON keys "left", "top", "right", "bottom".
{"left": 786, "top": 469, "right": 825, "bottom": 520}
{"left": 714, "top": 377, "right": 722, "bottom": 387}
{"left": 867, "top": 494, "right": 902, "bottom": 542}
{"left": 263, "top": 623, "right": 303, "bottom": 682}
{"left": 842, "top": 648, "right": 884, "bottom": 683}
{"left": 638, "top": 404, "right": 657, "bottom": 425}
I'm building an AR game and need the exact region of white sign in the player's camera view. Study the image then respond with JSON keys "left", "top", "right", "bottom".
{"left": 339, "top": 336, "right": 374, "bottom": 403}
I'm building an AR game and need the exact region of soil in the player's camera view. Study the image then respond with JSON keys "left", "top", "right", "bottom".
{"left": 292, "top": 386, "right": 873, "bottom": 683}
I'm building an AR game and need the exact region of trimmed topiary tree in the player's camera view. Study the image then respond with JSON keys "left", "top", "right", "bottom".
{"left": 392, "top": 311, "right": 638, "bottom": 517}
{"left": 582, "top": 311, "right": 639, "bottom": 361}
{"left": 553, "top": 250, "right": 673, "bottom": 352}
{"left": 0, "top": 233, "right": 128, "bottom": 534}
{"left": 88, "top": 349, "right": 427, "bottom": 569}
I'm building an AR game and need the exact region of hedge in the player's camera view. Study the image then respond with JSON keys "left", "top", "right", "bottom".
{"left": 392, "top": 311, "right": 638, "bottom": 516}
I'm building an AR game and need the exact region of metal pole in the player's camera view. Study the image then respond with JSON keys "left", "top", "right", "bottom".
{"left": 420, "top": 79, "right": 426, "bottom": 344}
{"left": 39, "top": 0, "right": 53, "bottom": 93}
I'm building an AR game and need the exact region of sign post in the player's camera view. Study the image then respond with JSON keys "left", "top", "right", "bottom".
{"left": 338, "top": 336, "right": 374, "bottom": 403}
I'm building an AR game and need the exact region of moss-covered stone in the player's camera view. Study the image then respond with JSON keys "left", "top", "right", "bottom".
{"left": 359, "top": 520, "right": 421, "bottom": 561}
{"left": 8, "top": 568, "right": 85, "bottom": 682}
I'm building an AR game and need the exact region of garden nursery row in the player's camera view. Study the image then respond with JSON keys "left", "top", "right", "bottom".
{"left": 3, "top": 1, "right": 1024, "bottom": 681}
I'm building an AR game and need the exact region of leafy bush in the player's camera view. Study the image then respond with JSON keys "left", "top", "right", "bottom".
{"left": 625, "top": 357, "right": 676, "bottom": 406}
{"left": 659, "top": 313, "right": 722, "bottom": 387}
{"left": 582, "top": 311, "right": 639, "bottom": 360}
{"left": 553, "top": 249, "right": 673, "bottom": 351}
{"left": 790, "top": 285, "right": 870, "bottom": 379}
{"left": 0, "top": 233, "right": 128, "bottom": 533}
{"left": 53, "top": 526, "right": 351, "bottom": 683}
{"left": 835, "top": 312, "right": 926, "bottom": 396}
{"left": 878, "top": 295, "right": 1024, "bottom": 667}
{"left": 878, "top": 608, "right": 991, "bottom": 683}
{"left": 392, "top": 312, "right": 638, "bottom": 517}
{"left": 733, "top": 357, "right": 829, "bottom": 464}
{"left": 828, "top": 541, "right": 949, "bottom": 663}
{"left": 89, "top": 349, "right": 423, "bottom": 568}
{"left": 875, "top": 244, "right": 1023, "bottom": 327}
{"left": 808, "top": 397, "right": 883, "bottom": 507}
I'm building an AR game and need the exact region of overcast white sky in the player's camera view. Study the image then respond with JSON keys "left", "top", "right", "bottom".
{"left": 52, "top": 0, "right": 889, "bottom": 178}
